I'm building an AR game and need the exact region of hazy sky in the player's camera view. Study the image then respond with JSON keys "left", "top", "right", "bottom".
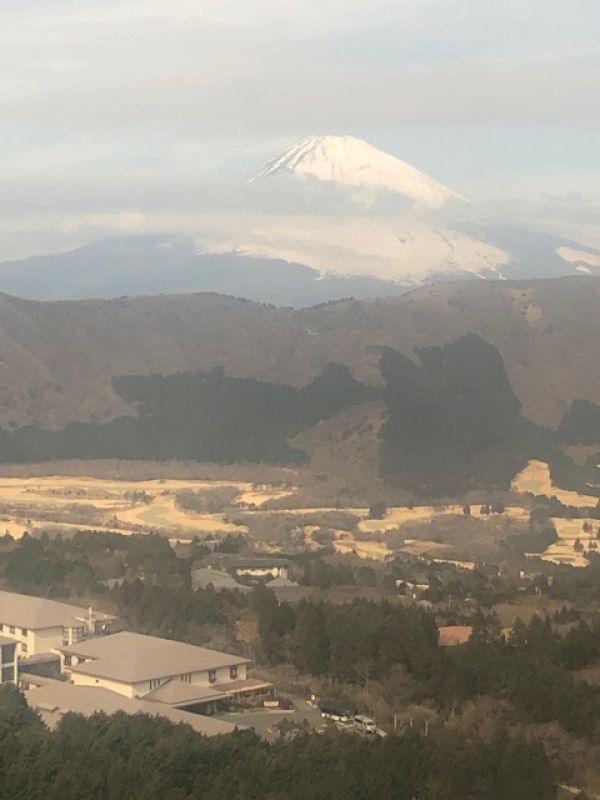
{"left": 1, "top": 0, "right": 599, "bottom": 257}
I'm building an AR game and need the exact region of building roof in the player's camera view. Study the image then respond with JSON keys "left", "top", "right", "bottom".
{"left": 227, "top": 556, "right": 290, "bottom": 568}
{"left": 144, "top": 680, "right": 228, "bottom": 707}
{"left": 191, "top": 568, "right": 250, "bottom": 593}
{"left": 0, "top": 589, "right": 114, "bottom": 631}
{"left": 438, "top": 625, "right": 472, "bottom": 646}
{"left": 26, "top": 682, "right": 238, "bottom": 737}
{"left": 215, "top": 678, "right": 272, "bottom": 694}
{"left": 265, "top": 575, "right": 299, "bottom": 588}
{"left": 62, "top": 631, "right": 250, "bottom": 684}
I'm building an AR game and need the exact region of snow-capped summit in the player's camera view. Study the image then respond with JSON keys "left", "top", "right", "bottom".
{"left": 252, "top": 134, "right": 465, "bottom": 209}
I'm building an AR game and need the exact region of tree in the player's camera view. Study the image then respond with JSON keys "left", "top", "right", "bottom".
{"left": 368, "top": 500, "right": 388, "bottom": 520}
{"left": 292, "top": 601, "right": 330, "bottom": 675}
{"left": 496, "top": 735, "right": 555, "bottom": 800}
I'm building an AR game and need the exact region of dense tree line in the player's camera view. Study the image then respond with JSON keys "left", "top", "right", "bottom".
{"left": 558, "top": 399, "right": 600, "bottom": 445}
{"left": 253, "top": 592, "right": 600, "bottom": 739}
{"left": 0, "top": 363, "right": 375, "bottom": 465}
{"left": 378, "top": 335, "right": 545, "bottom": 494}
{"left": 0, "top": 685, "right": 555, "bottom": 800}
{"left": 0, "top": 531, "right": 187, "bottom": 596}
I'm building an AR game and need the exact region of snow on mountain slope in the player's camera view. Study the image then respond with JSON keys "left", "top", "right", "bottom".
{"left": 198, "top": 213, "right": 509, "bottom": 283}
{"left": 252, "top": 135, "right": 465, "bottom": 209}
{"left": 556, "top": 246, "right": 600, "bottom": 273}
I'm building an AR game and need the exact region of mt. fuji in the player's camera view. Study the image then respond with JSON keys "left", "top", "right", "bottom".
{"left": 251, "top": 135, "right": 465, "bottom": 209}
{"left": 0, "top": 135, "right": 598, "bottom": 305}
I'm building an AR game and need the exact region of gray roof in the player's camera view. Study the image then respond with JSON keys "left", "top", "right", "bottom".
{"left": 26, "top": 681, "right": 238, "bottom": 737}
{"left": 227, "top": 556, "right": 290, "bottom": 568}
{"left": 266, "top": 575, "right": 299, "bottom": 588}
{"left": 144, "top": 680, "right": 228, "bottom": 707}
{"left": 62, "top": 631, "right": 250, "bottom": 684}
{"left": 0, "top": 589, "right": 114, "bottom": 631}
{"left": 191, "top": 568, "right": 250, "bottom": 593}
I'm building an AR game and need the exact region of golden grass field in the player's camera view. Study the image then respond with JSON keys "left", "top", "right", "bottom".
{"left": 512, "top": 460, "right": 599, "bottom": 507}
{"left": 358, "top": 504, "right": 528, "bottom": 533}
{"left": 0, "top": 475, "right": 293, "bottom": 538}
{"left": 537, "top": 518, "right": 599, "bottom": 568}
{"left": 511, "top": 460, "right": 600, "bottom": 567}
{"left": 0, "top": 462, "right": 596, "bottom": 571}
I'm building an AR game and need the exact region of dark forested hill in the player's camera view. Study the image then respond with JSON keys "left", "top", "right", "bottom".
{"left": 0, "top": 277, "right": 598, "bottom": 490}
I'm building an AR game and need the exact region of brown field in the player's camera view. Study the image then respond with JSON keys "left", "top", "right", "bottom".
{"left": 0, "top": 475, "right": 294, "bottom": 538}
{"left": 358, "top": 504, "right": 528, "bottom": 533}
{"left": 512, "top": 460, "right": 599, "bottom": 507}
{"left": 333, "top": 538, "right": 391, "bottom": 561}
{"left": 537, "top": 518, "right": 600, "bottom": 568}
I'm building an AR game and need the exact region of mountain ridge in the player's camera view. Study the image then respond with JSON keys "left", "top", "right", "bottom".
{"left": 0, "top": 276, "right": 598, "bottom": 435}
{"left": 1, "top": 139, "right": 598, "bottom": 301}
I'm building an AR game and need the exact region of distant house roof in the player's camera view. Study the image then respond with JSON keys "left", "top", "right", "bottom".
{"left": 62, "top": 631, "right": 250, "bottom": 684}
{"left": 0, "top": 590, "right": 114, "bottom": 631}
{"left": 191, "top": 568, "right": 250, "bottom": 593}
{"left": 26, "top": 681, "right": 238, "bottom": 737}
{"left": 265, "top": 575, "right": 299, "bottom": 588}
{"left": 438, "top": 625, "right": 472, "bottom": 646}
{"left": 227, "top": 556, "right": 291, "bottom": 569}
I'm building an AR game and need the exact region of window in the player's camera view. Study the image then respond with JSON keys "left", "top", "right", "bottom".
{"left": 179, "top": 673, "right": 191, "bottom": 683}
{"left": 149, "top": 678, "right": 163, "bottom": 691}
{"left": 9, "top": 627, "right": 15, "bottom": 635}
{"left": 208, "top": 669, "right": 217, "bottom": 684}
{"left": 1, "top": 665, "right": 14, "bottom": 683}
{"left": 229, "top": 665, "right": 238, "bottom": 680}
{"left": 21, "top": 628, "right": 27, "bottom": 637}
{"left": 1, "top": 644, "right": 15, "bottom": 663}
{"left": 21, "top": 642, "right": 28, "bottom": 654}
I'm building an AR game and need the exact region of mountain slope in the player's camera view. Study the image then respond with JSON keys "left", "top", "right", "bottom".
{"left": 1, "top": 137, "right": 599, "bottom": 302}
{"left": 0, "top": 277, "right": 598, "bottom": 435}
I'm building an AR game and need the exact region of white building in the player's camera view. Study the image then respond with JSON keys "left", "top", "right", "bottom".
{"left": 227, "top": 557, "right": 290, "bottom": 580}
{"left": 59, "top": 631, "right": 270, "bottom": 709}
{"left": 0, "top": 590, "right": 114, "bottom": 658}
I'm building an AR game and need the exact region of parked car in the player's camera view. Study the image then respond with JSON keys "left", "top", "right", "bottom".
{"left": 319, "top": 703, "right": 354, "bottom": 724}
{"left": 353, "top": 715, "right": 377, "bottom": 735}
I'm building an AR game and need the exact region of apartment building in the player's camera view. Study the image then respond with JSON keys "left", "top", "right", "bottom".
{"left": 0, "top": 590, "right": 114, "bottom": 657}
{"left": 59, "top": 631, "right": 270, "bottom": 710}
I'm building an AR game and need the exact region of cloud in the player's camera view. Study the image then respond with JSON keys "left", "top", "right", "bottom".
{"left": 2, "top": 0, "right": 599, "bottom": 144}
{"left": 0, "top": 0, "right": 599, "bottom": 258}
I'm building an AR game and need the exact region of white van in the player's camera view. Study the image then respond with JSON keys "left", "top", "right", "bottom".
{"left": 353, "top": 715, "right": 377, "bottom": 735}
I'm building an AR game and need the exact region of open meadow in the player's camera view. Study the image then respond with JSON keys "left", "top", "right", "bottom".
{"left": 0, "top": 474, "right": 291, "bottom": 540}
{"left": 0, "top": 461, "right": 596, "bottom": 570}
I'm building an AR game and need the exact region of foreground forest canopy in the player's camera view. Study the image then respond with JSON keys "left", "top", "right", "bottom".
{"left": 0, "top": 685, "right": 554, "bottom": 800}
